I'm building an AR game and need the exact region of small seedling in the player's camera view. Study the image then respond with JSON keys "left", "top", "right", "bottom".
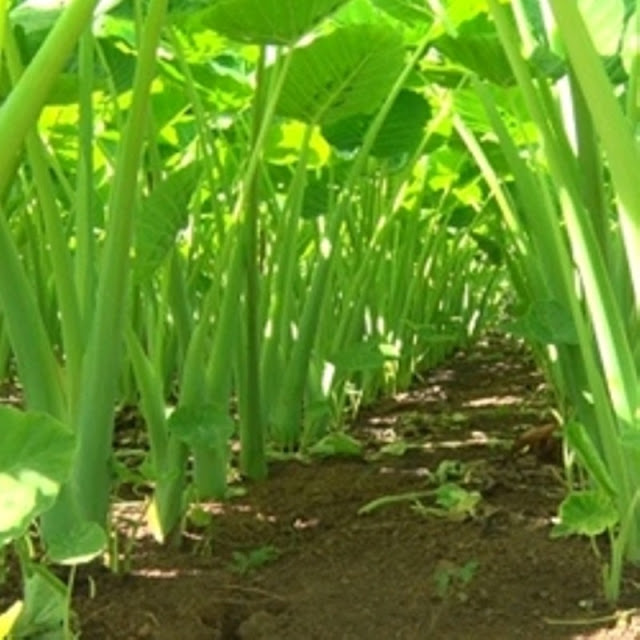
{"left": 429, "top": 559, "right": 479, "bottom": 634}
{"left": 187, "top": 504, "right": 214, "bottom": 529}
{"left": 412, "top": 483, "right": 482, "bottom": 521}
{"left": 308, "top": 432, "right": 363, "bottom": 458}
{"left": 230, "top": 546, "right": 280, "bottom": 576}
{"left": 433, "top": 559, "right": 479, "bottom": 601}
{"left": 433, "top": 459, "right": 466, "bottom": 483}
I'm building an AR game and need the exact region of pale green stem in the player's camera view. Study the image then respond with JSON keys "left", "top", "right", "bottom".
{"left": 72, "top": 0, "right": 169, "bottom": 524}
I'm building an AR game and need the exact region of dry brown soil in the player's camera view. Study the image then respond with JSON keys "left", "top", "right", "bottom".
{"left": 5, "top": 336, "right": 640, "bottom": 639}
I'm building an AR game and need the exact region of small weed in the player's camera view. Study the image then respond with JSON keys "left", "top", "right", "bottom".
{"left": 412, "top": 483, "right": 482, "bottom": 522}
{"left": 430, "top": 559, "right": 479, "bottom": 633}
{"left": 230, "top": 546, "right": 280, "bottom": 576}
{"left": 433, "top": 559, "right": 479, "bottom": 601}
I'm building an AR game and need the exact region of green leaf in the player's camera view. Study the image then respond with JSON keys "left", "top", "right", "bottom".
{"left": 134, "top": 162, "right": 202, "bottom": 282}
{"left": 96, "top": 37, "right": 138, "bottom": 94}
{"left": 168, "top": 404, "right": 235, "bottom": 450}
{"left": 621, "top": 8, "right": 640, "bottom": 75}
{"left": 379, "top": 440, "right": 410, "bottom": 456}
{"left": 11, "top": 565, "right": 67, "bottom": 640}
{"left": 322, "top": 90, "right": 432, "bottom": 157}
{"left": 45, "top": 520, "right": 107, "bottom": 565}
{"left": 0, "top": 407, "right": 74, "bottom": 547}
{"left": 619, "top": 427, "right": 640, "bottom": 453}
{"left": 10, "top": 1, "right": 64, "bottom": 33}
{"left": 276, "top": 24, "right": 405, "bottom": 125}
{"left": 202, "top": 0, "right": 350, "bottom": 45}
{"left": 230, "top": 545, "right": 279, "bottom": 575}
{"left": 330, "top": 341, "right": 398, "bottom": 372}
{"left": 576, "top": 0, "right": 625, "bottom": 57}
{"left": 432, "top": 12, "right": 515, "bottom": 86}
{"left": 508, "top": 300, "right": 579, "bottom": 345}
{"left": 441, "top": 0, "right": 494, "bottom": 27}
{"left": 370, "top": 0, "right": 432, "bottom": 24}
{"left": 551, "top": 490, "right": 618, "bottom": 538}
{"left": 265, "top": 120, "right": 330, "bottom": 167}
{"left": 308, "top": 432, "right": 363, "bottom": 458}
{"left": 434, "top": 483, "right": 481, "bottom": 515}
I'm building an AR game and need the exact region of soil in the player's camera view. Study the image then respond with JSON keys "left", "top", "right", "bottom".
{"left": 5, "top": 336, "right": 640, "bottom": 639}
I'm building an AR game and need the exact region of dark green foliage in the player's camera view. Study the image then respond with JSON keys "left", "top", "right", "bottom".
{"left": 321, "top": 90, "right": 432, "bottom": 158}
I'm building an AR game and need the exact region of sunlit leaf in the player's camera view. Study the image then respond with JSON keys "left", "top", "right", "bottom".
{"left": 201, "top": 0, "right": 350, "bottom": 45}
{"left": 370, "top": 0, "right": 432, "bottom": 24}
{"left": 621, "top": 8, "right": 640, "bottom": 75}
{"left": 551, "top": 490, "right": 618, "bottom": 538}
{"left": 265, "top": 121, "right": 331, "bottom": 167}
{"left": 276, "top": 24, "right": 405, "bottom": 125}
{"left": 577, "top": 0, "right": 625, "bottom": 57}
{"left": 433, "top": 12, "right": 515, "bottom": 86}
{"left": 0, "top": 407, "right": 74, "bottom": 547}
{"left": 308, "top": 432, "right": 363, "bottom": 457}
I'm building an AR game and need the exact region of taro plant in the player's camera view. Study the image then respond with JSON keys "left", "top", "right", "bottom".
{"left": 128, "top": 0, "right": 503, "bottom": 541}
{"left": 0, "top": 0, "right": 172, "bottom": 559}
{"left": 0, "top": 406, "right": 79, "bottom": 637}
{"left": 0, "top": 0, "right": 504, "bottom": 568}
{"left": 434, "top": 0, "right": 640, "bottom": 600}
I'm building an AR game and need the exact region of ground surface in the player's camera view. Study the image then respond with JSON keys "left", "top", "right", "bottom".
{"left": 6, "top": 337, "right": 640, "bottom": 639}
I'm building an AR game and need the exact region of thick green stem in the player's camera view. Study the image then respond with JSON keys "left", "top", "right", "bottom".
{"left": 0, "top": 0, "right": 100, "bottom": 195}
{"left": 71, "top": 0, "right": 169, "bottom": 525}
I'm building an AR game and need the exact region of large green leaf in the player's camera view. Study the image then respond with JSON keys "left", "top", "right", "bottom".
{"left": 528, "top": 0, "right": 625, "bottom": 60}
{"left": 551, "top": 490, "right": 618, "bottom": 538}
{"left": 321, "top": 89, "right": 431, "bottom": 157}
{"left": 507, "top": 299, "right": 579, "bottom": 345}
{"left": 134, "top": 162, "right": 202, "bottom": 282}
{"left": 370, "top": 0, "right": 431, "bottom": 24}
{"left": 276, "top": 24, "right": 405, "bottom": 125}
{"left": 0, "top": 407, "right": 74, "bottom": 547}
{"left": 621, "top": 7, "right": 640, "bottom": 75}
{"left": 10, "top": 566, "right": 67, "bottom": 640}
{"left": 168, "top": 404, "right": 235, "bottom": 450}
{"left": 201, "top": 0, "right": 351, "bottom": 45}
{"left": 432, "top": 12, "right": 515, "bottom": 86}
{"left": 574, "top": 0, "right": 625, "bottom": 57}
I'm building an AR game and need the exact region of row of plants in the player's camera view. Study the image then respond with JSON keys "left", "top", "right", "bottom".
{"left": 1, "top": 0, "right": 639, "bottom": 634}
{"left": 1, "top": 1, "right": 503, "bottom": 635}
{"left": 469, "top": 0, "right": 640, "bottom": 602}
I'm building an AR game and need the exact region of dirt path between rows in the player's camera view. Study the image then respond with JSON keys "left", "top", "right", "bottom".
{"left": 7, "top": 336, "right": 640, "bottom": 639}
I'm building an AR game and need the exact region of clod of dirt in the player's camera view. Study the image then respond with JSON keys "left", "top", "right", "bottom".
{"left": 236, "top": 610, "right": 281, "bottom": 640}
{"left": 511, "top": 423, "right": 562, "bottom": 464}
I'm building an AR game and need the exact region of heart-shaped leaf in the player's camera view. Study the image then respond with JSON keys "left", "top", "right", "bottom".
{"left": 276, "top": 24, "right": 405, "bottom": 125}
{"left": 0, "top": 407, "right": 74, "bottom": 547}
